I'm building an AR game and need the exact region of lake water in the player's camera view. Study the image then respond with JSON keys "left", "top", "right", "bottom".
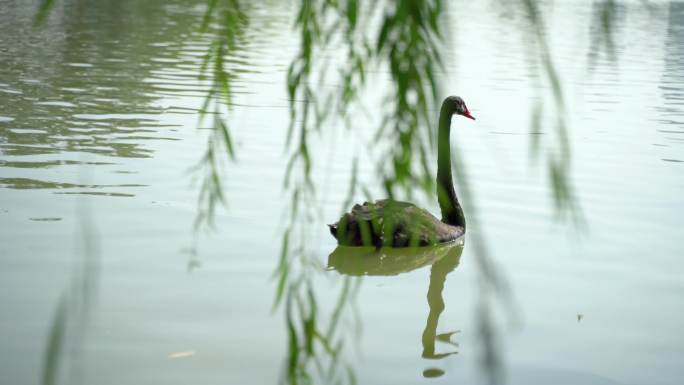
{"left": 1, "top": 0, "right": 683, "bottom": 384}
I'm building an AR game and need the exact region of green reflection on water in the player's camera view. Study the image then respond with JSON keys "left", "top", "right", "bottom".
{"left": 1, "top": 0, "right": 206, "bottom": 164}
{"left": 0, "top": 160, "right": 115, "bottom": 168}
{"left": 0, "top": 177, "right": 146, "bottom": 189}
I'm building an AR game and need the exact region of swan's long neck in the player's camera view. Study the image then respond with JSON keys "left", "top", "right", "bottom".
{"left": 437, "top": 105, "right": 466, "bottom": 228}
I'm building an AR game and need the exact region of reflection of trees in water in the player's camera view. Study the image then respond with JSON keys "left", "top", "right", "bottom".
{"left": 660, "top": 2, "right": 684, "bottom": 126}
{"left": 0, "top": 0, "right": 204, "bottom": 161}
{"left": 26, "top": 2, "right": 300, "bottom": 385}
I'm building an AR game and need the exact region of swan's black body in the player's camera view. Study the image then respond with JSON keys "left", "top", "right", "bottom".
{"left": 329, "top": 96, "right": 474, "bottom": 247}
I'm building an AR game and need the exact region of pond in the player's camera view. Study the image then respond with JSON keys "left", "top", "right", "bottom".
{"left": 1, "top": 0, "right": 683, "bottom": 384}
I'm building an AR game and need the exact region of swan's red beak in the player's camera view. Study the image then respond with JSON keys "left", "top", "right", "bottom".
{"left": 462, "top": 109, "right": 475, "bottom": 120}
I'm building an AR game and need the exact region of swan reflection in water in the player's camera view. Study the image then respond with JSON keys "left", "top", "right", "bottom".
{"left": 328, "top": 240, "right": 464, "bottom": 378}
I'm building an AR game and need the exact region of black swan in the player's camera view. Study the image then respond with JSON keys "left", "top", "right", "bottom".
{"left": 328, "top": 96, "right": 475, "bottom": 247}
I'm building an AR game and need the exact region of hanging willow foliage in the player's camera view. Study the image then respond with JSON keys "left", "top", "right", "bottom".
{"left": 32, "top": 1, "right": 626, "bottom": 385}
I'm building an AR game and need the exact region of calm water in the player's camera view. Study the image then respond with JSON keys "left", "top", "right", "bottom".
{"left": 1, "top": 0, "right": 683, "bottom": 384}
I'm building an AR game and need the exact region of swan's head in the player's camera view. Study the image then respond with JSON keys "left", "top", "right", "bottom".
{"left": 443, "top": 96, "right": 475, "bottom": 120}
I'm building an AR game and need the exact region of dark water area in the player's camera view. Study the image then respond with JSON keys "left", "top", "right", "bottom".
{"left": 1, "top": 0, "right": 683, "bottom": 384}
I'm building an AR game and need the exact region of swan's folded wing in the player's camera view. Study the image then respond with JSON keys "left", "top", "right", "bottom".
{"left": 330, "top": 200, "right": 462, "bottom": 247}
